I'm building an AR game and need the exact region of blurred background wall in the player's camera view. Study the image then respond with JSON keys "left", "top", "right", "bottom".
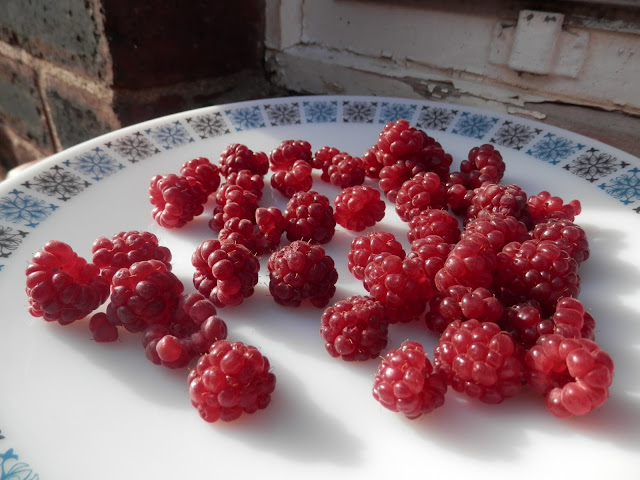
{"left": 1, "top": 0, "right": 638, "bottom": 179}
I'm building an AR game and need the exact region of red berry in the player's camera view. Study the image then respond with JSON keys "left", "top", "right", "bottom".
{"left": 269, "top": 139, "right": 312, "bottom": 172}
{"left": 219, "top": 143, "right": 269, "bottom": 177}
{"left": 466, "top": 183, "right": 531, "bottom": 227}
{"left": 462, "top": 213, "right": 530, "bottom": 253}
{"left": 347, "top": 231, "right": 406, "bottom": 281}
{"left": 407, "top": 209, "right": 460, "bottom": 244}
{"left": 254, "top": 206, "right": 287, "bottom": 254}
{"left": 375, "top": 120, "right": 426, "bottom": 162}
{"left": 434, "top": 319, "right": 524, "bottom": 403}
{"left": 460, "top": 144, "right": 506, "bottom": 188}
{"left": 527, "top": 190, "right": 581, "bottom": 225}
{"left": 394, "top": 172, "right": 448, "bottom": 222}
{"left": 283, "top": 190, "right": 336, "bottom": 244}
{"left": 408, "top": 235, "right": 452, "bottom": 290}
{"left": 192, "top": 239, "right": 260, "bottom": 308}
{"left": 361, "top": 146, "right": 382, "bottom": 179}
{"left": 149, "top": 173, "right": 208, "bottom": 228}
{"left": 372, "top": 340, "right": 447, "bottom": 419}
{"left": 188, "top": 340, "right": 276, "bottom": 422}
{"left": 180, "top": 157, "right": 221, "bottom": 196}
{"left": 531, "top": 218, "right": 589, "bottom": 264}
{"left": 327, "top": 153, "right": 366, "bottom": 188}
{"left": 89, "top": 312, "right": 119, "bottom": 342}
{"left": 268, "top": 241, "right": 338, "bottom": 308}
{"left": 312, "top": 146, "right": 341, "bottom": 181}
{"left": 333, "top": 185, "right": 386, "bottom": 232}
{"left": 270, "top": 159, "right": 313, "bottom": 198}
{"left": 25, "top": 240, "right": 110, "bottom": 325}
{"left": 320, "top": 295, "right": 388, "bottom": 361}
{"left": 525, "top": 334, "right": 613, "bottom": 417}
{"left": 218, "top": 217, "right": 258, "bottom": 253}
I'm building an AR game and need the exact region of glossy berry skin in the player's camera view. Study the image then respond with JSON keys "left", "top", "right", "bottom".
{"left": 531, "top": 218, "right": 589, "bottom": 264}
{"left": 218, "top": 217, "right": 258, "bottom": 253}
{"left": 361, "top": 146, "right": 382, "bottom": 179}
{"left": 378, "top": 160, "right": 429, "bottom": 203}
{"left": 312, "top": 146, "right": 341, "bottom": 181}
{"left": 466, "top": 183, "right": 531, "bottom": 227}
{"left": 268, "top": 241, "right": 338, "bottom": 308}
{"left": 347, "top": 231, "right": 406, "bottom": 281}
{"left": 327, "top": 153, "right": 366, "bottom": 188}
{"left": 89, "top": 312, "right": 119, "bottom": 342}
{"left": 525, "top": 334, "right": 613, "bottom": 417}
{"left": 434, "top": 319, "right": 524, "bottom": 404}
{"left": 223, "top": 169, "right": 265, "bottom": 199}
{"left": 493, "top": 239, "right": 580, "bottom": 315}
{"left": 91, "top": 231, "right": 172, "bottom": 283}
{"left": 407, "top": 209, "right": 460, "bottom": 244}
{"left": 527, "top": 190, "right": 581, "bottom": 225}
{"left": 180, "top": 157, "right": 221, "bottom": 196}
{"left": 372, "top": 340, "right": 447, "bottom": 419}
{"left": 26, "top": 240, "right": 110, "bottom": 325}
{"left": 192, "top": 239, "right": 260, "bottom": 308}
{"left": 462, "top": 213, "right": 530, "bottom": 253}
{"left": 188, "top": 340, "right": 276, "bottom": 422}
{"left": 375, "top": 120, "right": 426, "bottom": 163}
{"left": 363, "top": 252, "right": 431, "bottom": 324}
{"left": 209, "top": 183, "right": 260, "bottom": 231}
{"left": 149, "top": 173, "right": 208, "bottom": 228}
{"left": 271, "top": 159, "right": 313, "bottom": 198}
{"left": 320, "top": 295, "right": 388, "bottom": 361}
{"left": 269, "top": 139, "right": 312, "bottom": 172}
{"left": 219, "top": 143, "right": 269, "bottom": 177}
{"left": 283, "top": 190, "right": 336, "bottom": 244}
{"left": 408, "top": 236, "right": 452, "bottom": 290}
{"left": 255, "top": 206, "right": 287, "bottom": 254}
{"left": 106, "top": 259, "right": 184, "bottom": 333}
{"left": 395, "top": 172, "right": 448, "bottom": 222}
{"left": 460, "top": 144, "right": 505, "bottom": 188}
{"left": 333, "top": 185, "right": 386, "bottom": 232}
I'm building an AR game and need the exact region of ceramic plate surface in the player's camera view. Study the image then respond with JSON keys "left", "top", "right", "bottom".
{"left": 1, "top": 96, "right": 639, "bottom": 478}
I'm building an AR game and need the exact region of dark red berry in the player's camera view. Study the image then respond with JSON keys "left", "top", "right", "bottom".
{"left": 219, "top": 143, "right": 269, "bottom": 177}
{"left": 271, "top": 159, "right": 313, "bottom": 198}
{"left": 531, "top": 218, "right": 589, "bottom": 264}
{"left": 320, "top": 295, "right": 388, "bottom": 361}
{"left": 372, "top": 340, "right": 447, "bottom": 419}
{"left": 218, "top": 217, "right": 258, "bottom": 253}
{"left": 327, "top": 153, "right": 366, "bottom": 188}
{"left": 460, "top": 144, "right": 505, "bottom": 188}
{"left": 407, "top": 209, "right": 460, "bottom": 244}
{"left": 89, "top": 312, "right": 119, "bottom": 342}
{"left": 180, "top": 157, "right": 221, "bottom": 196}
{"left": 408, "top": 235, "right": 452, "bottom": 290}
{"left": 254, "top": 207, "right": 287, "bottom": 254}
{"left": 149, "top": 173, "right": 208, "bottom": 228}
{"left": 347, "top": 231, "right": 406, "bottom": 281}
{"left": 361, "top": 146, "right": 382, "bottom": 179}
{"left": 466, "top": 183, "right": 531, "bottom": 227}
{"left": 269, "top": 139, "right": 312, "bottom": 172}
{"left": 527, "top": 190, "right": 581, "bottom": 225}
{"left": 461, "top": 213, "right": 530, "bottom": 253}
{"left": 395, "top": 172, "right": 448, "bottom": 222}
{"left": 333, "top": 185, "right": 386, "bottom": 232}
{"left": 312, "top": 146, "right": 341, "bottom": 181}
{"left": 283, "top": 190, "right": 336, "bottom": 244}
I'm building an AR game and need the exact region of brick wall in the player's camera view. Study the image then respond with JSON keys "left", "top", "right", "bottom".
{"left": 0, "top": 0, "right": 279, "bottom": 178}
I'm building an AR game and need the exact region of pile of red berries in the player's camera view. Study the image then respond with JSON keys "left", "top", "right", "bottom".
{"left": 25, "top": 119, "right": 614, "bottom": 425}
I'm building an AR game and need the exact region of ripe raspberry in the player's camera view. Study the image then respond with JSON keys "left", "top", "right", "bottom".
{"left": 363, "top": 252, "right": 431, "bottom": 324}
{"left": 378, "top": 160, "right": 429, "bottom": 203}
{"left": 327, "top": 153, "right": 365, "bottom": 188}
{"left": 25, "top": 240, "right": 110, "bottom": 325}
{"left": 106, "top": 259, "right": 184, "bottom": 333}
{"left": 361, "top": 146, "right": 382, "bottom": 179}
{"left": 223, "top": 169, "right": 265, "bottom": 199}
{"left": 434, "top": 319, "right": 524, "bottom": 403}
{"left": 312, "top": 146, "right": 341, "bottom": 181}
{"left": 254, "top": 206, "right": 287, "bottom": 254}
{"left": 269, "top": 139, "right": 312, "bottom": 172}
{"left": 531, "top": 218, "right": 589, "bottom": 264}
{"left": 408, "top": 235, "right": 452, "bottom": 289}
{"left": 188, "top": 340, "right": 276, "bottom": 422}
{"left": 466, "top": 183, "right": 531, "bottom": 227}
{"left": 347, "top": 231, "right": 406, "bottom": 281}
{"left": 425, "top": 285, "right": 503, "bottom": 334}
{"left": 417, "top": 143, "right": 453, "bottom": 181}
{"left": 462, "top": 213, "right": 530, "bottom": 252}
{"left": 143, "top": 293, "right": 228, "bottom": 369}
{"left": 268, "top": 241, "right": 338, "bottom": 308}
{"left": 218, "top": 217, "right": 258, "bottom": 253}
{"left": 434, "top": 232, "right": 497, "bottom": 292}
{"left": 283, "top": 190, "right": 336, "bottom": 244}
{"left": 270, "top": 159, "right": 313, "bottom": 198}
{"left": 493, "top": 239, "right": 580, "bottom": 314}
{"left": 527, "top": 190, "right": 581, "bottom": 225}
{"left": 209, "top": 183, "right": 260, "bottom": 231}
{"left": 372, "top": 340, "right": 447, "bottom": 419}
{"left": 407, "top": 209, "right": 460, "bottom": 244}
{"left": 445, "top": 181, "right": 474, "bottom": 217}
{"left": 333, "top": 185, "right": 386, "bottom": 232}
{"left": 192, "top": 239, "right": 260, "bottom": 308}
{"left": 525, "top": 334, "right": 613, "bottom": 417}
{"left": 395, "top": 172, "right": 448, "bottom": 222}
{"left": 89, "top": 312, "right": 119, "bottom": 342}
{"left": 460, "top": 144, "right": 506, "bottom": 188}
{"left": 180, "top": 157, "right": 221, "bottom": 196}
{"left": 219, "top": 143, "right": 269, "bottom": 177}
{"left": 91, "top": 231, "right": 172, "bottom": 283}
{"left": 149, "top": 173, "right": 208, "bottom": 228}
{"left": 375, "top": 120, "right": 426, "bottom": 164}
{"left": 320, "top": 295, "right": 388, "bottom": 361}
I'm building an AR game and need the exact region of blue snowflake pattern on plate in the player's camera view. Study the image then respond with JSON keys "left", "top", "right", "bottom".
{"left": 0, "top": 225, "right": 28, "bottom": 259}
{"left": 490, "top": 121, "right": 542, "bottom": 150}
{"left": 563, "top": 148, "right": 630, "bottom": 183}
{"left": 526, "top": 133, "right": 585, "bottom": 165}
{"left": 303, "top": 100, "right": 338, "bottom": 123}
{"left": 0, "top": 448, "right": 39, "bottom": 480}
{"left": 225, "top": 106, "right": 266, "bottom": 131}
{"left": 105, "top": 132, "right": 160, "bottom": 163}
{"left": 342, "top": 101, "right": 377, "bottom": 123}
{"left": 378, "top": 102, "right": 417, "bottom": 124}
{"left": 63, "top": 148, "right": 125, "bottom": 181}
{"left": 0, "top": 189, "right": 58, "bottom": 228}
{"left": 265, "top": 102, "right": 301, "bottom": 126}
{"left": 600, "top": 168, "right": 640, "bottom": 206}
{"left": 452, "top": 112, "right": 499, "bottom": 139}
{"left": 416, "top": 106, "right": 458, "bottom": 131}
{"left": 146, "top": 121, "right": 195, "bottom": 150}
{"left": 185, "top": 112, "right": 230, "bottom": 139}
{"left": 21, "top": 165, "right": 90, "bottom": 201}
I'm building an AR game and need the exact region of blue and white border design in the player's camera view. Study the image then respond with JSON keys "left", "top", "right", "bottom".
{"left": 1, "top": 95, "right": 639, "bottom": 275}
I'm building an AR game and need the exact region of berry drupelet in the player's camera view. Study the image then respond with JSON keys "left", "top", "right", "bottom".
{"left": 347, "top": 231, "right": 406, "bottom": 281}
{"left": 333, "top": 185, "right": 386, "bottom": 232}
{"left": 219, "top": 143, "right": 269, "bottom": 177}
{"left": 283, "top": 190, "right": 336, "bottom": 244}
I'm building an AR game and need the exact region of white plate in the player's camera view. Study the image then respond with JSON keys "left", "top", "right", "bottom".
{"left": 2, "top": 96, "right": 639, "bottom": 478}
